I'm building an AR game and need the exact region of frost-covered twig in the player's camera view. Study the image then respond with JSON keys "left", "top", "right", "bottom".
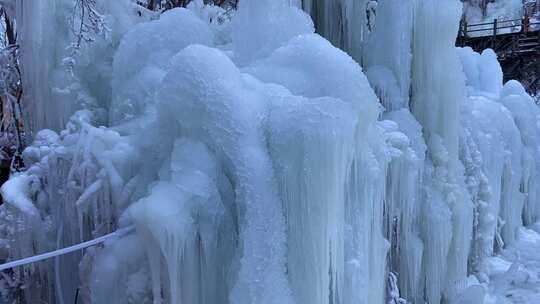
{"left": 387, "top": 272, "right": 407, "bottom": 304}
{"left": 70, "top": 0, "right": 108, "bottom": 49}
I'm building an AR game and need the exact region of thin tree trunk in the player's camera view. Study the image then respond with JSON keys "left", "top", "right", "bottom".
{"left": 3, "top": 10, "right": 16, "bottom": 46}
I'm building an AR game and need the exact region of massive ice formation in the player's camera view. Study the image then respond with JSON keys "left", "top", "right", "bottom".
{"left": 1, "top": 0, "right": 540, "bottom": 304}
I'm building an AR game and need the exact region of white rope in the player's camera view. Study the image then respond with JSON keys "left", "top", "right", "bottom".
{"left": 0, "top": 226, "right": 134, "bottom": 271}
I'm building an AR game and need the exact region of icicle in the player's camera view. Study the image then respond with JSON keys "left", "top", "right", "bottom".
{"left": 411, "top": 0, "right": 474, "bottom": 302}
{"left": 268, "top": 95, "right": 357, "bottom": 304}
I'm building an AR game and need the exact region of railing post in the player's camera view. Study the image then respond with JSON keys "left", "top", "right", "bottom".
{"left": 492, "top": 18, "right": 497, "bottom": 48}
{"left": 537, "top": 30, "right": 540, "bottom": 52}
{"left": 459, "top": 18, "right": 463, "bottom": 46}
{"left": 462, "top": 20, "right": 468, "bottom": 46}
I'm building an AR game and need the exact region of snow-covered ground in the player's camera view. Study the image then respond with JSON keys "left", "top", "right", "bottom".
{"left": 485, "top": 226, "right": 540, "bottom": 303}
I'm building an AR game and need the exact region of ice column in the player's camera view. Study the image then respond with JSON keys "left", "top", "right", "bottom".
{"left": 411, "top": 0, "right": 473, "bottom": 302}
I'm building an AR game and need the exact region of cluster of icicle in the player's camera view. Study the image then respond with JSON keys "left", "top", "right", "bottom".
{"left": 0, "top": 0, "right": 540, "bottom": 303}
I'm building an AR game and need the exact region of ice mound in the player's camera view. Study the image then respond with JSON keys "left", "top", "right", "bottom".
{"left": 231, "top": 0, "right": 314, "bottom": 65}
{"left": 111, "top": 8, "right": 214, "bottom": 123}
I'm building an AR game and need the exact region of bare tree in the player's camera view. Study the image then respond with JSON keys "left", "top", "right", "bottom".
{"left": 0, "top": 6, "right": 24, "bottom": 172}
{"left": 71, "top": 0, "right": 108, "bottom": 49}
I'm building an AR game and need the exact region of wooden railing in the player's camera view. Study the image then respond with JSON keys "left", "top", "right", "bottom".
{"left": 458, "top": 17, "right": 540, "bottom": 51}
{"left": 460, "top": 18, "right": 540, "bottom": 39}
{"left": 457, "top": 17, "right": 540, "bottom": 94}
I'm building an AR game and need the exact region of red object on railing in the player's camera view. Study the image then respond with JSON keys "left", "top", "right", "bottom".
{"left": 523, "top": 15, "right": 530, "bottom": 33}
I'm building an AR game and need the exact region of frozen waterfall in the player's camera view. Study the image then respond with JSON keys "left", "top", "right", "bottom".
{"left": 1, "top": 0, "right": 540, "bottom": 303}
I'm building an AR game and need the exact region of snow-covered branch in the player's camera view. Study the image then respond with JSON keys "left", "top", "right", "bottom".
{"left": 71, "top": 0, "right": 108, "bottom": 48}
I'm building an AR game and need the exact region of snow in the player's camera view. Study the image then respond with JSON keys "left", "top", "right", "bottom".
{"left": 463, "top": 0, "right": 524, "bottom": 37}
{"left": 111, "top": 8, "right": 214, "bottom": 123}
{"left": 0, "top": 175, "right": 38, "bottom": 218}
{"left": 244, "top": 33, "right": 380, "bottom": 119}
{"left": 464, "top": 0, "right": 523, "bottom": 26}
{"left": 484, "top": 227, "right": 540, "bottom": 304}
{"left": 457, "top": 47, "right": 504, "bottom": 98}
{"left": 231, "top": 0, "right": 313, "bottom": 65}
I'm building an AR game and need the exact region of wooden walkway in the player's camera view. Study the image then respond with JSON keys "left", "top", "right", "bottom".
{"left": 457, "top": 18, "right": 540, "bottom": 93}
